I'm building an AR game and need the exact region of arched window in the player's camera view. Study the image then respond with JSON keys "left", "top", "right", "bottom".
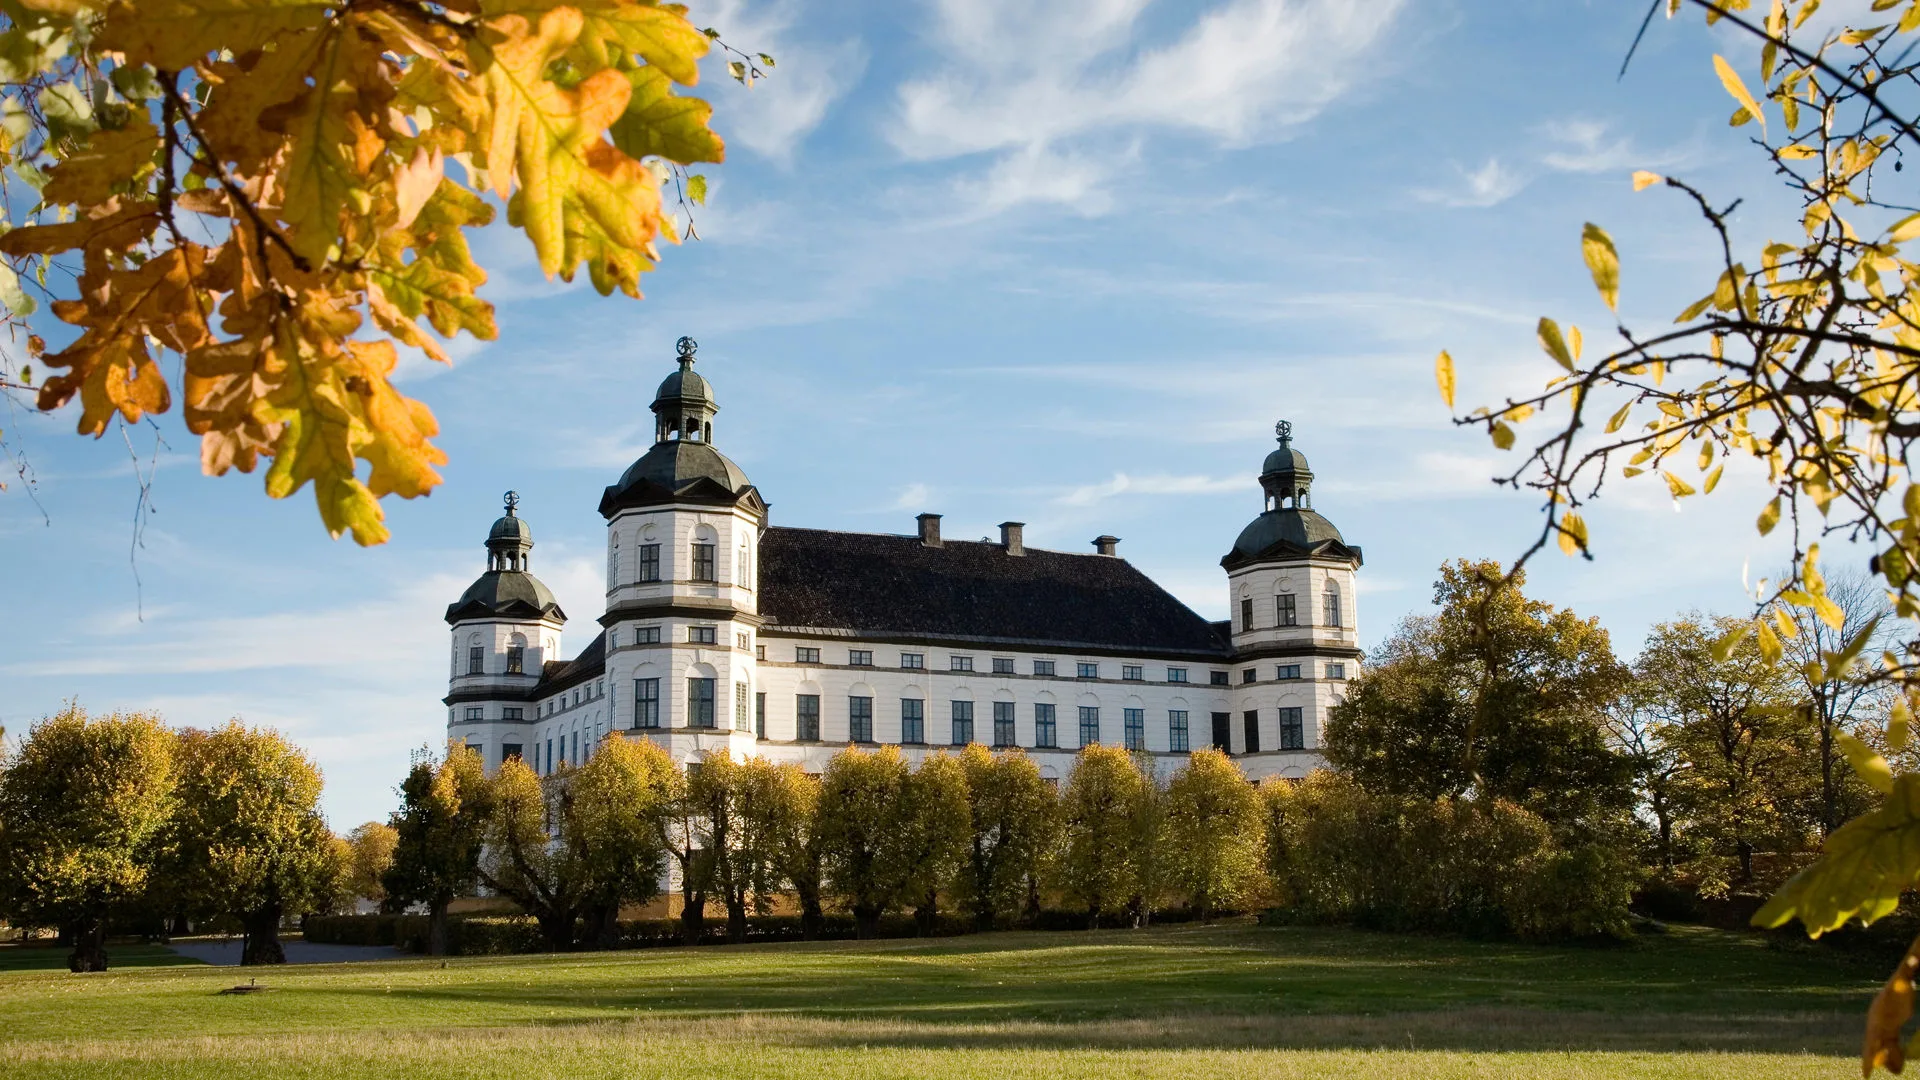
{"left": 1324, "top": 582, "right": 1342, "bottom": 628}
{"left": 507, "top": 633, "right": 527, "bottom": 675}
{"left": 467, "top": 632, "right": 484, "bottom": 675}
{"left": 737, "top": 537, "right": 751, "bottom": 589}
{"left": 691, "top": 525, "right": 718, "bottom": 583}
{"left": 608, "top": 533, "right": 621, "bottom": 587}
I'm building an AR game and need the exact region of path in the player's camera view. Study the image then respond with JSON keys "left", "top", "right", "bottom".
{"left": 165, "top": 939, "right": 409, "bottom": 965}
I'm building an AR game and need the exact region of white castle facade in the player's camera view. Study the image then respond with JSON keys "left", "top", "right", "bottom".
{"left": 444, "top": 338, "right": 1363, "bottom": 782}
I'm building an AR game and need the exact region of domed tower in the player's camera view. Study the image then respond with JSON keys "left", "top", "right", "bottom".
{"left": 599, "top": 338, "right": 766, "bottom": 762}
{"left": 444, "top": 491, "right": 565, "bottom": 769}
{"left": 1219, "top": 422, "right": 1362, "bottom": 769}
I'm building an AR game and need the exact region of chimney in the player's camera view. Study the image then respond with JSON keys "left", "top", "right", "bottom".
{"left": 999, "top": 521, "right": 1026, "bottom": 556}
{"left": 1092, "top": 535, "right": 1120, "bottom": 557}
{"left": 916, "top": 513, "right": 943, "bottom": 548}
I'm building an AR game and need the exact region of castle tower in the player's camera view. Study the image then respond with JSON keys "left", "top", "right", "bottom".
{"left": 1220, "top": 421, "right": 1362, "bottom": 761}
{"left": 599, "top": 338, "right": 767, "bottom": 763}
{"left": 444, "top": 491, "right": 565, "bottom": 768}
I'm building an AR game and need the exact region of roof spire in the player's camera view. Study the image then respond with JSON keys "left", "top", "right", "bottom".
{"left": 1275, "top": 419, "right": 1292, "bottom": 446}
{"left": 676, "top": 335, "right": 697, "bottom": 367}
{"left": 503, "top": 489, "right": 520, "bottom": 516}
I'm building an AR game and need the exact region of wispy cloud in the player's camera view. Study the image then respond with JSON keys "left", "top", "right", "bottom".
{"left": 1414, "top": 119, "right": 1701, "bottom": 209}
{"left": 1054, "top": 472, "right": 1245, "bottom": 508}
{"left": 1414, "top": 157, "right": 1527, "bottom": 208}
{"left": 891, "top": 482, "right": 931, "bottom": 510}
{"left": 700, "top": 0, "right": 865, "bottom": 165}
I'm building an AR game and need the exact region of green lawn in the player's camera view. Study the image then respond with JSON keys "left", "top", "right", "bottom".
{"left": 0, "top": 941, "right": 204, "bottom": 973}
{"left": 0, "top": 923, "right": 1884, "bottom": 1078}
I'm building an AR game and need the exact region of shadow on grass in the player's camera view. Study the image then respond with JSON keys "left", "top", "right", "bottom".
{"left": 0, "top": 943, "right": 203, "bottom": 974}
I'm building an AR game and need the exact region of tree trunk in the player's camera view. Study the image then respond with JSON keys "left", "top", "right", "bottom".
{"left": 679, "top": 889, "right": 706, "bottom": 946}
{"left": 853, "top": 902, "right": 881, "bottom": 940}
{"left": 589, "top": 904, "right": 621, "bottom": 951}
{"left": 798, "top": 885, "right": 824, "bottom": 941}
{"left": 1024, "top": 873, "right": 1041, "bottom": 926}
{"left": 168, "top": 913, "right": 189, "bottom": 938}
{"left": 1199, "top": 888, "right": 1213, "bottom": 926}
{"left": 725, "top": 894, "right": 748, "bottom": 944}
{"left": 914, "top": 888, "right": 938, "bottom": 937}
{"left": 66, "top": 916, "right": 108, "bottom": 973}
{"left": 535, "top": 911, "right": 575, "bottom": 951}
{"left": 427, "top": 895, "right": 451, "bottom": 957}
{"left": 240, "top": 903, "right": 286, "bottom": 965}
{"left": 1820, "top": 712, "right": 1838, "bottom": 837}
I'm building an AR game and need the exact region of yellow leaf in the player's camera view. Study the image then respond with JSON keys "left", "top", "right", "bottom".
{"left": 96, "top": 0, "right": 336, "bottom": 70}
{"left": 608, "top": 65, "right": 726, "bottom": 166}
{"left": 1491, "top": 421, "right": 1515, "bottom": 450}
{"left": 1632, "top": 170, "right": 1663, "bottom": 191}
{"left": 1863, "top": 941, "right": 1919, "bottom": 1078}
{"left": 1581, "top": 222, "right": 1620, "bottom": 312}
{"left": 1435, "top": 350, "right": 1456, "bottom": 409}
{"left": 1605, "top": 401, "right": 1633, "bottom": 433}
{"left": 1892, "top": 695, "right": 1912, "bottom": 753}
{"left": 1713, "top": 54, "right": 1766, "bottom": 135}
{"left": 1758, "top": 495, "right": 1782, "bottom": 534}
{"left": 1536, "top": 317, "right": 1574, "bottom": 371}
{"left": 1891, "top": 211, "right": 1920, "bottom": 243}
{"left": 1777, "top": 143, "right": 1818, "bottom": 160}
{"left": 1838, "top": 732, "right": 1895, "bottom": 796}
{"left": 1704, "top": 464, "right": 1724, "bottom": 493}
{"left": 1755, "top": 617, "right": 1783, "bottom": 664}
{"left": 1663, "top": 471, "right": 1696, "bottom": 498}
{"left": 1557, "top": 511, "right": 1588, "bottom": 556}
{"left": 1754, "top": 774, "right": 1920, "bottom": 936}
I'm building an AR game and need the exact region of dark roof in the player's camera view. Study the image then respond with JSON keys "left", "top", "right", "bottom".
{"left": 1222, "top": 509, "right": 1362, "bottom": 570}
{"left": 445, "top": 570, "right": 565, "bottom": 624}
{"left": 534, "top": 630, "right": 607, "bottom": 694}
{"left": 656, "top": 362, "right": 713, "bottom": 404}
{"left": 1262, "top": 445, "right": 1312, "bottom": 477}
{"left": 489, "top": 513, "right": 532, "bottom": 544}
{"left": 758, "top": 527, "right": 1229, "bottom": 657}
{"left": 599, "top": 441, "right": 756, "bottom": 517}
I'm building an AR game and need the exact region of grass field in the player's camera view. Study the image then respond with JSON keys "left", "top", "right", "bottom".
{"left": 0, "top": 922, "right": 1886, "bottom": 1078}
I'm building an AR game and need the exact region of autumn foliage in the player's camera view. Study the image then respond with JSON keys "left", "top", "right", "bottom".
{"left": 0, "top": 1, "right": 728, "bottom": 541}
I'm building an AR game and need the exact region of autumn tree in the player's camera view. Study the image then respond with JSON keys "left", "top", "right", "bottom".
{"left": 0, "top": 705, "right": 174, "bottom": 972}
{"left": 716, "top": 756, "right": 797, "bottom": 942}
{"left": 953, "top": 745, "right": 1057, "bottom": 931}
{"left": 676, "top": 748, "right": 741, "bottom": 945}
{"left": 1053, "top": 745, "right": 1152, "bottom": 927}
{"left": 1161, "top": 749, "right": 1267, "bottom": 922}
{"left": 168, "top": 721, "right": 333, "bottom": 965}
{"left": 343, "top": 821, "right": 398, "bottom": 909}
{"left": 0, "top": 0, "right": 750, "bottom": 536}
{"left": 1778, "top": 573, "right": 1892, "bottom": 836}
{"left": 755, "top": 761, "right": 826, "bottom": 939}
{"left": 655, "top": 751, "right": 711, "bottom": 945}
{"left": 383, "top": 742, "right": 493, "bottom": 955}
{"left": 895, "top": 751, "right": 971, "bottom": 936}
{"left": 816, "top": 746, "right": 911, "bottom": 939}
{"left": 1324, "top": 560, "right": 1635, "bottom": 835}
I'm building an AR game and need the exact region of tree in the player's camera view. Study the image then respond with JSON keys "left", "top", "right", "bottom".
{"left": 1323, "top": 559, "right": 1635, "bottom": 835}
{"left": 0, "top": 1, "right": 753, "bottom": 538}
{"left": 655, "top": 753, "right": 709, "bottom": 946}
{"left": 953, "top": 745, "right": 1057, "bottom": 931}
{"left": 383, "top": 743, "right": 493, "bottom": 956}
{"left": 1605, "top": 675, "right": 1687, "bottom": 875}
{"left": 676, "top": 749, "right": 737, "bottom": 945}
{"left": 343, "top": 822, "right": 398, "bottom": 910}
{"left": 0, "top": 705, "right": 174, "bottom": 971}
{"left": 1161, "top": 749, "right": 1266, "bottom": 922}
{"left": 168, "top": 721, "right": 333, "bottom": 965}
{"left": 895, "top": 751, "right": 972, "bottom": 936}
{"left": 816, "top": 746, "right": 911, "bottom": 939}
{"left": 720, "top": 756, "right": 800, "bottom": 942}
{"left": 1053, "top": 745, "right": 1151, "bottom": 926}
{"left": 1778, "top": 573, "right": 1891, "bottom": 837}
{"left": 755, "top": 761, "right": 826, "bottom": 939}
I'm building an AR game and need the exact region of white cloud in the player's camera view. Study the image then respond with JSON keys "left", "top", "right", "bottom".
{"left": 1416, "top": 120, "right": 1700, "bottom": 209}
{"left": 892, "top": 482, "right": 931, "bottom": 510}
{"left": 1055, "top": 472, "right": 1245, "bottom": 508}
{"left": 1415, "top": 157, "right": 1527, "bottom": 208}
{"left": 700, "top": 0, "right": 865, "bottom": 164}
{"left": 893, "top": 0, "right": 1404, "bottom": 215}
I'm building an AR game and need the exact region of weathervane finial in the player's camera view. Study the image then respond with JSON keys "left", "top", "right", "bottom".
{"left": 1275, "top": 419, "right": 1292, "bottom": 444}
{"left": 676, "top": 336, "right": 697, "bottom": 362}
{"left": 503, "top": 490, "right": 520, "bottom": 515}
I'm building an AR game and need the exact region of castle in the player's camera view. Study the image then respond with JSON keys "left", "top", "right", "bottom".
{"left": 444, "top": 339, "right": 1363, "bottom": 782}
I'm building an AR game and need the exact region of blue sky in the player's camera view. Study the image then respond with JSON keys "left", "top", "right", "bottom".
{"left": 3, "top": 0, "right": 1823, "bottom": 826}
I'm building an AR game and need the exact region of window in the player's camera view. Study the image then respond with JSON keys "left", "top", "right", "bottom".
{"left": 1279, "top": 707, "right": 1305, "bottom": 750}
{"left": 573, "top": 689, "right": 581, "bottom": 707}
{"left": 634, "top": 679, "right": 660, "bottom": 729}
{"left": 689, "top": 626, "right": 717, "bottom": 645}
{"left": 735, "top": 683, "right": 751, "bottom": 732}
{"left": 502, "top": 743, "right": 523, "bottom": 764}
{"left": 993, "top": 701, "right": 1016, "bottom": 747}
{"left": 1327, "top": 662, "right": 1347, "bottom": 680}
{"left": 1276, "top": 664, "right": 1302, "bottom": 680}
{"left": 1241, "top": 597, "right": 1254, "bottom": 631}
{"left": 796, "top": 646, "right": 820, "bottom": 663}
{"left": 901, "top": 698, "right": 925, "bottom": 744}
{"left": 1122, "top": 664, "right": 1143, "bottom": 681}
{"left": 1324, "top": 583, "right": 1342, "bottom": 627}
{"left": 468, "top": 646, "right": 484, "bottom": 675}
{"left": 1211, "top": 712, "right": 1232, "bottom": 751}
{"left": 506, "top": 642, "right": 525, "bottom": 674}
{"left": 992, "top": 657, "right": 1015, "bottom": 675}
{"left": 688, "top": 678, "right": 716, "bottom": 728}
{"left": 1275, "top": 593, "right": 1296, "bottom": 627}
{"left": 1123, "top": 708, "right": 1145, "bottom": 750}
{"left": 1169, "top": 711, "right": 1190, "bottom": 753}
{"left": 1033, "top": 660, "right": 1056, "bottom": 677}
{"left": 756, "top": 644, "right": 766, "bottom": 660}
{"left": 849, "top": 696, "right": 874, "bottom": 743}
{"left": 636, "top": 625, "right": 662, "bottom": 644}
{"left": 737, "top": 632, "right": 751, "bottom": 650}
{"left": 691, "top": 542, "right": 716, "bottom": 582}
{"left": 951, "top": 700, "right": 974, "bottom": 745}
{"left": 756, "top": 692, "right": 766, "bottom": 739}
{"left": 545, "top": 739, "right": 553, "bottom": 774}
{"left": 1079, "top": 706, "right": 1100, "bottom": 746}
{"left": 1034, "top": 704, "right": 1058, "bottom": 748}
{"left": 951, "top": 655, "right": 974, "bottom": 672}
{"left": 464, "top": 706, "right": 483, "bottom": 721}
{"left": 901, "top": 652, "right": 924, "bottom": 670}
{"left": 609, "top": 535, "right": 621, "bottom": 584}
{"left": 1242, "top": 668, "right": 1257, "bottom": 684}
{"left": 1243, "top": 710, "right": 1261, "bottom": 753}
{"left": 610, "top": 630, "right": 620, "bottom": 649}
{"left": 849, "top": 650, "right": 874, "bottom": 667}
{"left": 796, "top": 695, "right": 821, "bottom": 741}
{"left": 1210, "top": 671, "right": 1229, "bottom": 686}
{"left": 1077, "top": 662, "right": 1098, "bottom": 679}
{"left": 637, "top": 543, "right": 661, "bottom": 582}
{"left": 1167, "top": 667, "right": 1188, "bottom": 683}
{"left": 503, "top": 707, "right": 523, "bottom": 721}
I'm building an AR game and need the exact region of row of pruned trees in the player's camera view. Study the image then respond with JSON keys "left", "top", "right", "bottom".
{"left": 383, "top": 740, "right": 1272, "bottom": 953}
{"left": 0, "top": 705, "right": 391, "bottom": 970}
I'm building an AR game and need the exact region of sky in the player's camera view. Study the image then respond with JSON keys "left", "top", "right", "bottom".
{"left": 1, "top": 0, "right": 1842, "bottom": 826}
